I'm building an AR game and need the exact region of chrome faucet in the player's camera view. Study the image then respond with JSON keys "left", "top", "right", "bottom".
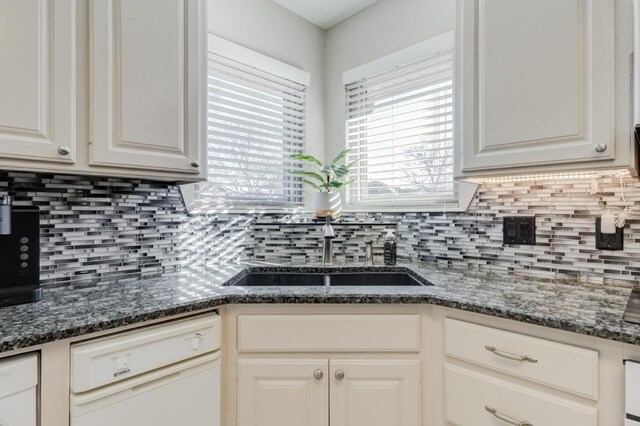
{"left": 321, "top": 217, "right": 335, "bottom": 266}
{"left": 364, "top": 235, "right": 374, "bottom": 266}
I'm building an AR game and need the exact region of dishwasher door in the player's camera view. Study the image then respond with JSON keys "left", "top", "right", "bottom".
{"left": 71, "top": 351, "right": 220, "bottom": 426}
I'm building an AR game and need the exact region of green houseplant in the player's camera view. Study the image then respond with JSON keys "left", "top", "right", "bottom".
{"left": 290, "top": 149, "right": 355, "bottom": 219}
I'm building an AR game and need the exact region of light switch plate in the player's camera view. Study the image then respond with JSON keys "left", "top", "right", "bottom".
{"left": 503, "top": 216, "right": 536, "bottom": 245}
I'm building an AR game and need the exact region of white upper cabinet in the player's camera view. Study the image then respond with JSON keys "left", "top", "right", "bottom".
{"left": 89, "top": 0, "right": 206, "bottom": 177}
{"left": 0, "top": 0, "right": 76, "bottom": 164}
{"left": 455, "top": 0, "right": 617, "bottom": 177}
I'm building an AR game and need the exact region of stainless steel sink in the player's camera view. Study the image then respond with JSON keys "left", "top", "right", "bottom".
{"left": 228, "top": 272, "right": 430, "bottom": 287}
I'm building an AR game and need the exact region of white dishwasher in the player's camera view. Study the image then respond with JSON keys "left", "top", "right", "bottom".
{"left": 0, "top": 353, "right": 38, "bottom": 426}
{"left": 70, "top": 314, "right": 221, "bottom": 426}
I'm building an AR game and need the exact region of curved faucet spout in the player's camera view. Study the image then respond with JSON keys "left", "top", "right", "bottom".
{"left": 322, "top": 219, "right": 335, "bottom": 266}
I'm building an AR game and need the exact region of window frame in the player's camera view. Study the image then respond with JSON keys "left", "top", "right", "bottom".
{"left": 342, "top": 32, "right": 477, "bottom": 213}
{"left": 183, "top": 35, "right": 311, "bottom": 214}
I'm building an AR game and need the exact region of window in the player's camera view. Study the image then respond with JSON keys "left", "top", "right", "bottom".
{"left": 190, "top": 36, "right": 310, "bottom": 211}
{"left": 344, "top": 33, "right": 458, "bottom": 210}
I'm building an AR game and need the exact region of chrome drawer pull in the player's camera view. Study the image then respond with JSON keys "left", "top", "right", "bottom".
{"left": 485, "top": 405, "right": 534, "bottom": 426}
{"left": 484, "top": 345, "right": 538, "bottom": 363}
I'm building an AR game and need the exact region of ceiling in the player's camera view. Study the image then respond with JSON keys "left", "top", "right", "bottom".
{"left": 271, "top": 0, "right": 382, "bottom": 29}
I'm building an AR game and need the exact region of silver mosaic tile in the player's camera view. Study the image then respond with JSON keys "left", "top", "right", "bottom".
{"left": 2, "top": 170, "right": 640, "bottom": 287}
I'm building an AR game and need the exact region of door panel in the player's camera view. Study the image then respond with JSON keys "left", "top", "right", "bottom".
{"left": 238, "top": 359, "right": 328, "bottom": 426}
{"left": 330, "top": 359, "right": 421, "bottom": 426}
{"left": 90, "top": 0, "right": 205, "bottom": 176}
{"left": 0, "top": 0, "right": 76, "bottom": 163}
{"left": 119, "top": 0, "right": 183, "bottom": 150}
{"left": 456, "top": 0, "right": 614, "bottom": 174}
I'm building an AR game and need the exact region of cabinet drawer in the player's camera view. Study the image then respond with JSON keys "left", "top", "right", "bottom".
{"left": 444, "top": 318, "right": 598, "bottom": 399}
{"left": 238, "top": 314, "right": 420, "bottom": 352}
{"left": 445, "top": 364, "right": 597, "bottom": 426}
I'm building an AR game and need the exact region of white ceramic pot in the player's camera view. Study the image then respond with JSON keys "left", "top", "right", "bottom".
{"left": 314, "top": 192, "right": 342, "bottom": 220}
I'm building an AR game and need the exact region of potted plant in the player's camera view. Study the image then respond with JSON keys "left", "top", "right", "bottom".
{"left": 290, "top": 149, "right": 356, "bottom": 220}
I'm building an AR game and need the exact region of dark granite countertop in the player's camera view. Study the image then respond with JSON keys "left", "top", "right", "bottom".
{"left": 1, "top": 262, "right": 638, "bottom": 353}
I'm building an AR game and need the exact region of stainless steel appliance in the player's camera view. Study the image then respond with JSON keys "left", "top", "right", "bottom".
{"left": 0, "top": 196, "right": 41, "bottom": 307}
{"left": 624, "top": 288, "right": 640, "bottom": 325}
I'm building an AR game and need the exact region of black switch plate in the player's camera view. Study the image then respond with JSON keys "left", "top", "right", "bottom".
{"left": 503, "top": 216, "right": 536, "bottom": 245}
{"left": 595, "top": 218, "right": 623, "bottom": 250}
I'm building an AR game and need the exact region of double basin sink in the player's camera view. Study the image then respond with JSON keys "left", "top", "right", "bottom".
{"left": 228, "top": 272, "right": 431, "bottom": 287}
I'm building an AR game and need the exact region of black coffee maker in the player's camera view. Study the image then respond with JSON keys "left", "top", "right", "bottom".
{"left": 0, "top": 195, "right": 41, "bottom": 306}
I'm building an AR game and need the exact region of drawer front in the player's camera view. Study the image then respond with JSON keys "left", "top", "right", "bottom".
{"left": 238, "top": 314, "right": 420, "bottom": 352}
{"left": 445, "top": 364, "right": 598, "bottom": 426}
{"left": 445, "top": 318, "right": 598, "bottom": 399}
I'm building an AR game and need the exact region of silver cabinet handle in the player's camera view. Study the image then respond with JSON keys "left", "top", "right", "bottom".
{"left": 334, "top": 369, "right": 345, "bottom": 380}
{"left": 57, "top": 146, "right": 71, "bottom": 156}
{"left": 484, "top": 345, "right": 538, "bottom": 363}
{"left": 313, "top": 369, "right": 323, "bottom": 380}
{"left": 191, "top": 160, "right": 200, "bottom": 168}
{"left": 594, "top": 143, "right": 608, "bottom": 152}
{"left": 485, "top": 406, "right": 534, "bottom": 426}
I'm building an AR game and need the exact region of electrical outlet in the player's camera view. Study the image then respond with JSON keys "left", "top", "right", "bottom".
{"left": 503, "top": 216, "right": 536, "bottom": 245}
{"left": 596, "top": 218, "right": 623, "bottom": 250}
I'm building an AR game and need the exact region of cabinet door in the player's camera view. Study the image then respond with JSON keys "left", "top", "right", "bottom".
{"left": 90, "top": 0, "right": 206, "bottom": 177}
{"left": 456, "top": 0, "right": 615, "bottom": 175}
{"left": 0, "top": 0, "right": 76, "bottom": 164}
{"left": 330, "top": 359, "right": 421, "bottom": 426}
{"left": 238, "top": 359, "right": 328, "bottom": 426}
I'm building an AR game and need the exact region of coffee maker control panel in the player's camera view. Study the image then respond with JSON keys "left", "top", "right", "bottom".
{"left": 0, "top": 205, "right": 41, "bottom": 306}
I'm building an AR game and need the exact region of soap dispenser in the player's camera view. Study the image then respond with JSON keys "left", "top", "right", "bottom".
{"left": 383, "top": 230, "right": 397, "bottom": 266}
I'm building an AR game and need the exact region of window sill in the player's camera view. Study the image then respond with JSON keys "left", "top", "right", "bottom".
{"left": 344, "top": 181, "right": 478, "bottom": 214}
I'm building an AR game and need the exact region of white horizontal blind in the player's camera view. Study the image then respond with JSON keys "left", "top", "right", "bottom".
{"left": 196, "top": 53, "right": 306, "bottom": 209}
{"left": 345, "top": 50, "right": 455, "bottom": 208}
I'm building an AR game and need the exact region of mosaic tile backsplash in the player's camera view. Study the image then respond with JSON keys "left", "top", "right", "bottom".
{"left": 254, "top": 172, "right": 640, "bottom": 286}
{"left": 0, "top": 172, "right": 253, "bottom": 285}
{"left": 2, "top": 171, "right": 640, "bottom": 287}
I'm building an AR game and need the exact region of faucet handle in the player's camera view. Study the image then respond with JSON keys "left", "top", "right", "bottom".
{"left": 364, "top": 235, "right": 373, "bottom": 244}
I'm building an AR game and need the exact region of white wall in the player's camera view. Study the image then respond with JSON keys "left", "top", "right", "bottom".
{"left": 324, "top": 0, "right": 455, "bottom": 160}
{"left": 208, "top": 0, "right": 327, "bottom": 209}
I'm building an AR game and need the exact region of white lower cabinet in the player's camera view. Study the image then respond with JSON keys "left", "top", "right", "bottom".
{"left": 0, "top": 354, "right": 39, "bottom": 426}
{"left": 444, "top": 318, "right": 599, "bottom": 400}
{"left": 227, "top": 307, "right": 631, "bottom": 426}
{"left": 330, "top": 359, "right": 421, "bottom": 426}
{"left": 237, "top": 359, "right": 329, "bottom": 426}
{"left": 238, "top": 358, "right": 421, "bottom": 426}
{"left": 445, "top": 364, "right": 598, "bottom": 426}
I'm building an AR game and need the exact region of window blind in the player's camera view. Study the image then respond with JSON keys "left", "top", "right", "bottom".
{"left": 196, "top": 53, "right": 306, "bottom": 209}
{"left": 345, "top": 50, "right": 455, "bottom": 209}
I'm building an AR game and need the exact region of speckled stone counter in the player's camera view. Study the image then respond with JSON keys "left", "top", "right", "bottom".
{"left": 1, "top": 262, "right": 639, "bottom": 353}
